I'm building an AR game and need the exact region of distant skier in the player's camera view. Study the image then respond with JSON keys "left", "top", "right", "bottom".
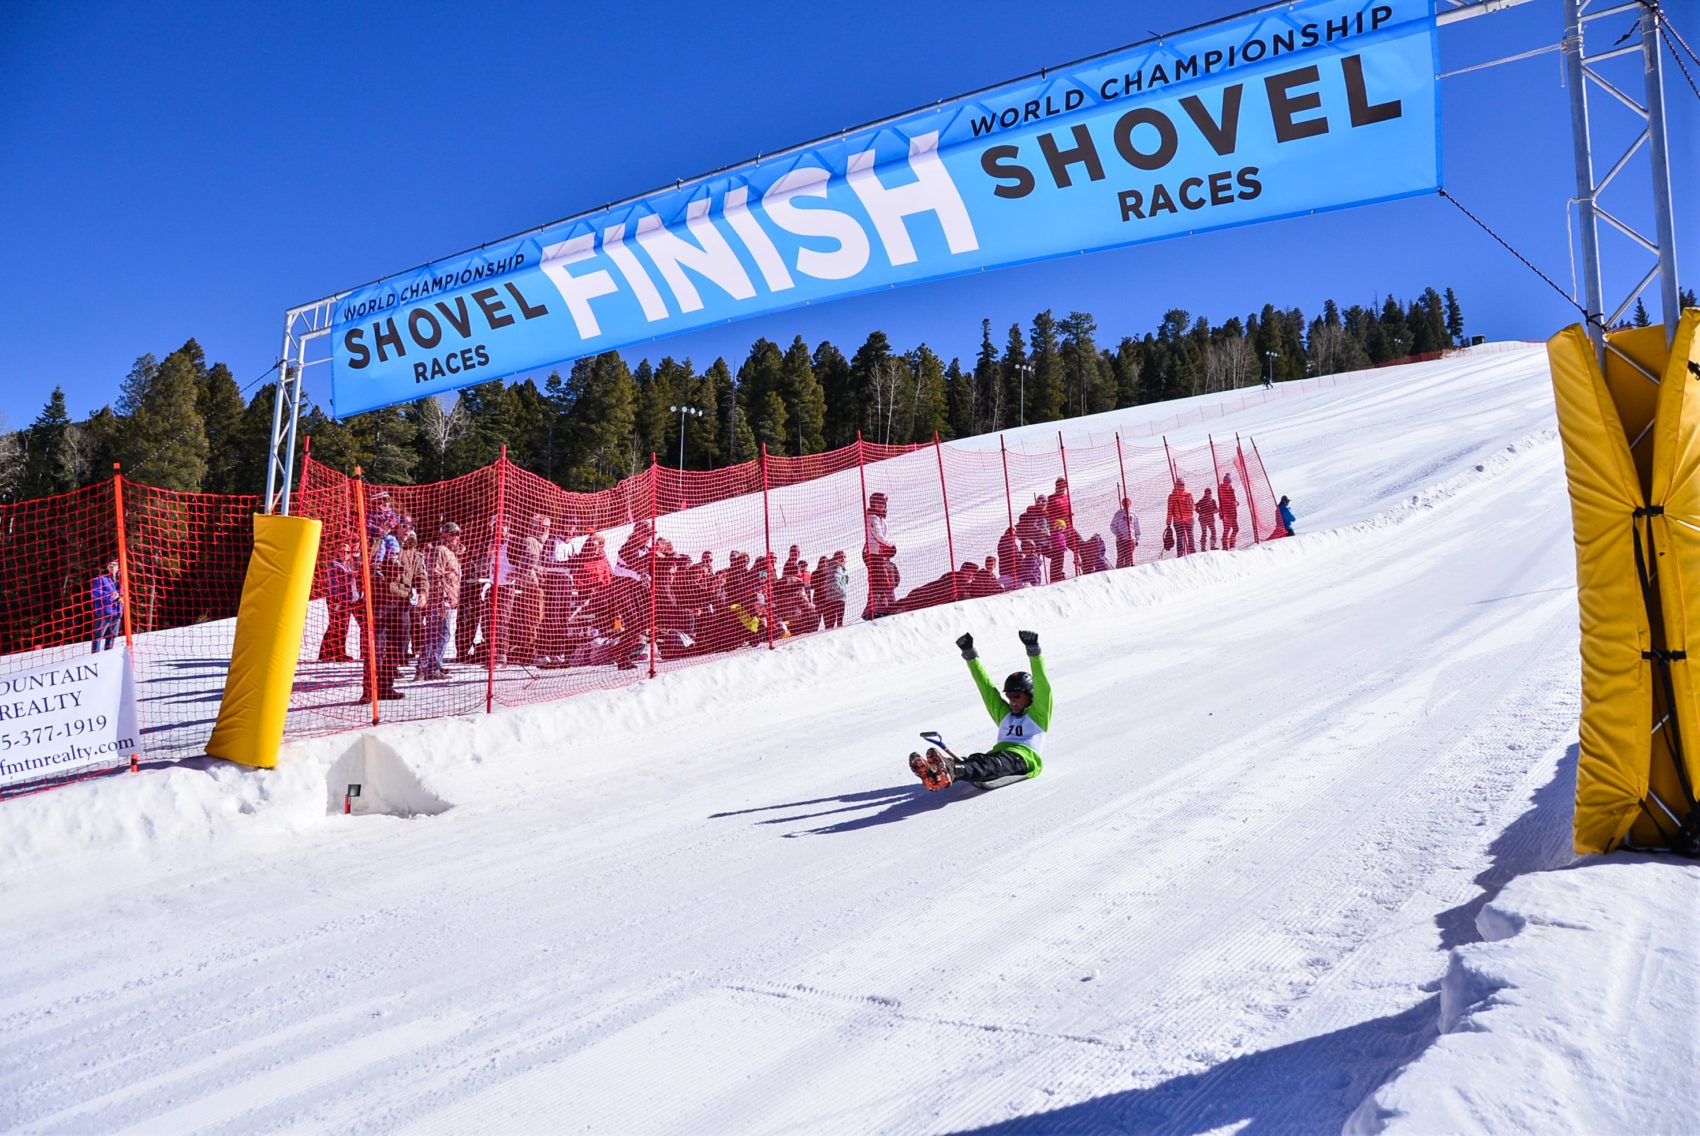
{"left": 910, "top": 629, "right": 1052, "bottom": 791}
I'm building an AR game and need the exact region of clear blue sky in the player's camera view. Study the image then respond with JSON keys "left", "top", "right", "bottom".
{"left": 1, "top": 0, "right": 1693, "bottom": 429}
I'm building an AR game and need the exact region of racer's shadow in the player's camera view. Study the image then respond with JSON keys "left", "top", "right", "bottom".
{"left": 709, "top": 783, "right": 959, "bottom": 836}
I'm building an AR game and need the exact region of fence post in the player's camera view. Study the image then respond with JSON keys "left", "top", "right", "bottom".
{"left": 1161, "top": 435, "right": 1178, "bottom": 484}
{"left": 1057, "top": 431, "right": 1075, "bottom": 578}
{"left": 647, "top": 453, "right": 659, "bottom": 679}
{"left": 934, "top": 432, "right": 959, "bottom": 603}
{"left": 298, "top": 434, "right": 312, "bottom": 503}
{"left": 351, "top": 468, "right": 380, "bottom": 726}
{"left": 1113, "top": 432, "right": 1131, "bottom": 506}
{"left": 1249, "top": 436, "right": 1279, "bottom": 539}
{"left": 760, "top": 442, "right": 775, "bottom": 650}
{"left": 1237, "top": 434, "right": 1263, "bottom": 545}
{"left": 111, "top": 464, "right": 141, "bottom": 772}
{"left": 855, "top": 430, "right": 870, "bottom": 618}
{"left": 489, "top": 446, "right": 507, "bottom": 713}
{"left": 998, "top": 436, "right": 1014, "bottom": 536}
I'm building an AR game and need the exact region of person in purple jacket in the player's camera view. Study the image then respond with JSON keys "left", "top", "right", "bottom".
{"left": 90, "top": 558, "right": 123, "bottom": 652}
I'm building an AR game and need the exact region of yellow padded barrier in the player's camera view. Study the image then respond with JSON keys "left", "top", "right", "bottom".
{"left": 1550, "top": 313, "right": 1700, "bottom": 853}
{"left": 206, "top": 514, "right": 322, "bottom": 769}
{"left": 1648, "top": 311, "right": 1700, "bottom": 847}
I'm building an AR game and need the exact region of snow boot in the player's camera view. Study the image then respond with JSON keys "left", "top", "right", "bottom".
{"left": 909, "top": 747, "right": 954, "bottom": 791}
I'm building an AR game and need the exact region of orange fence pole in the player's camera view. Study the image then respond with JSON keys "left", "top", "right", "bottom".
{"left": 760, "top": 442, "right": 775, "bottom": 650}
{"left": 934, "top": 431, "right": 958, "bottom": 603}
{"left": 1113, "top": 432, "right": 1130, "bottom": 504}
{"left": 489, "top": 446, "right": 507, "bottom": 713}
{"left": 111, "top": 464, "right": 140, "bottom": 772}
{"left": 1057, "top": 431, "right": 1075, "bottom": 577}
{"left": 1237, "top": 434, "right": 1264, "bottom": 545}
{"left": 647, "top": 453, "right": 659, "bottom": 678}
{"left": 352, "top": 468, "right": 379, "bottom": 725}
{"left": 999, "top": 436, "right": 1014, "bottom": 535}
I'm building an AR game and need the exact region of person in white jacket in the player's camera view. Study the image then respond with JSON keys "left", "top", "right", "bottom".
{"left": 862, "top": 492, "right": 898, "bottom": 619}
{"left": 1110, "top": 497, "right": 1141, "bottom": 569}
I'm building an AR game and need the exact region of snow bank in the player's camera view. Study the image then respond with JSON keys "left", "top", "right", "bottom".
{"left": 1349, "top": 856, "right": 1700, "bottom": 1134}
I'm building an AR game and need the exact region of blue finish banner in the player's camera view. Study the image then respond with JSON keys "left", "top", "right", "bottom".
{"left": 329, "top": 0, "right": 1439, "bottom": 416}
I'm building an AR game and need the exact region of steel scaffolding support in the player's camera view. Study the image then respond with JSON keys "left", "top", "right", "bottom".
{"left": 265, "top": 296, "right": 339, "bottom": 515}
{"left": 1563, "top": 0, "right": 1683, "bottom": 355}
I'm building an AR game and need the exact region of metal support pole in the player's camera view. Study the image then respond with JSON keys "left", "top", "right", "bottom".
{"left": 264, "top": 321, "right": 291, "bottom": 513}
{"left": 1641, "top": 2, "right": 1681, "bottom": 340}
{"left": 1565, "top": 0, "right": 1607, "bottom": 356}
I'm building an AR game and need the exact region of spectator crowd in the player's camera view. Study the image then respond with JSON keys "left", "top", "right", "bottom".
{"left": 316, "top": 470, "right": 1285, "bottom": 700}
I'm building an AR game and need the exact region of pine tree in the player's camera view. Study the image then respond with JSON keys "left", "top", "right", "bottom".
{"left": 1059, "top": 311, "right": 1111, "bottom": 417}
{"left": 1028, "top": 311, "right": 1064, "bottom": 422}
{"left": 118, "top": 346, "right": 209, "bottom": 491}
{"left": 781, "top": 337, "right": 827, "bottom": 454}
{"left": 1410, "top": 288, "right": 1447, "bottom": 355}
{"left": 811, "top": 341, "right": 854, "bottom": 449}
{"left": 198, "top": 362, "right": 247, "bottom": 493}
{"left": 651, "top": 357, "right": 705, "bottom": 467}
{"left": 1680, "top": 286, "right": 1696, "bottom": 310}
{"left": 0, "top": 413, "right": 21, "bottom": 503}
{"left": 973, "top": 319, "right": 1001, "bottom": 433}
{"left": 906, "top": 344, "right": 950, "bottom": 442}
{"left": 21, "top": 387, "right": 79, "bottom": 499}
{"left": 1112, "top": 337, "right": 1141, "bottom": 407}
{"left": 1443, "top": 288, "right": 1464, "bottom": 344}
{"left": 231, "top": 383, "right": 279, "bottom": 495}
{"left": 945, "top": 357, "right": 972, "bottom": 439}
{"left": 507, "top": 379, "right": 550, "bottom": 472}
{"left": 850, "top": 331, "right": 897, "bottom": 441}
{"left": 297, "top": 401, "right": 358, "bottom": 479}
{"left": 562, "top": 353, "right": 640, "bottom": 488}
{"left": 1633, "top": 298, "right": 1651, "bottom": 328}
{"left": 738, "top": 339, "right": 789, "bottom": 449}
{"left": 1001, "top": 323, "right": 1029, "bottom": 426}
{"left": 440, "top": 380, "right": 515, "bottom": 475}
{"left": 539, "top": 371, "right": 573, "bottom": 483}
{"left": 631, "top": 359, "right": 670, "bottom": 462}
{"left": 706, "top": 358, "right": 749, "bottom": 464}
{"left": 348, "top": 404, "right": 418, "bottom": 485}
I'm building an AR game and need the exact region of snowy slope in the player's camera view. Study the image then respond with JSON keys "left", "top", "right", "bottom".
{"left": 3, "top": 344, "right": 1695, "bottom": 1133}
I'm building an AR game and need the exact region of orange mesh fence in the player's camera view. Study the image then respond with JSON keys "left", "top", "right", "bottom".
{"left": 0, "top": 473, "right": 262, "bottom": 798}
{"left": 0, "top": 428, "right": 1284, "bottom": 798}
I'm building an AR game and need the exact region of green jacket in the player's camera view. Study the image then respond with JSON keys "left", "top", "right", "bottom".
{"left": 966, "top": 652, "right": 1052, "bottom": 777}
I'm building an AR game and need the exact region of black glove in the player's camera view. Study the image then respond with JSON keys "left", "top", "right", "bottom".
{"left": 1018, "top": 629, "right": 1041, "bottom": 656}
{"left": 956, "top": 632, "right": 977, "bottom": 660}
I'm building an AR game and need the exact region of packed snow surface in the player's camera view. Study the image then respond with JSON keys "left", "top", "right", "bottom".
{"left": 4, "top": 344, "right": 1697, "bottom": 1133}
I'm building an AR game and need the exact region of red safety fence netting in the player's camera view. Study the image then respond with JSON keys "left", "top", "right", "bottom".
{"left": 280, "top": 431, "right": 1281, "bottom": 736}
{"left": 0, "top": 475, "right": 260, "bottom": 798}
{"left": 0, "top": 429, "right": 1281, "bottom": 798}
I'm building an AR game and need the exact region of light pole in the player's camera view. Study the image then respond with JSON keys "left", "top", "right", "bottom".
{"left": 669, "top": 404, "right": 704, "bottom": 469}
{"left": 1015, "top": 362, "right": 1034, "bottom": 428}
{"left": 1263, "top": 351, "right": 1277, "bottom": 389}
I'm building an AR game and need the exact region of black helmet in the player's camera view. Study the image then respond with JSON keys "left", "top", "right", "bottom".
{"left": 1004, "top": 671, "right": 1034, "bottom": 696}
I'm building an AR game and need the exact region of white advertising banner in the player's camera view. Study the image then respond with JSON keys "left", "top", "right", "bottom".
{"left": 0, "top": 649, "right": 141, "bottom": 789}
